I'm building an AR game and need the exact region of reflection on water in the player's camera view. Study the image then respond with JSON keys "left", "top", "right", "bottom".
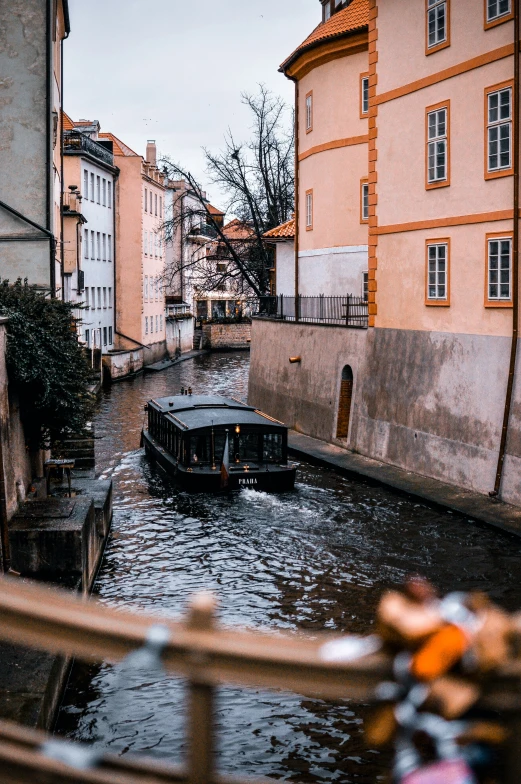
{"left": 55, "top": 352, "right": 521, "bottom": 783}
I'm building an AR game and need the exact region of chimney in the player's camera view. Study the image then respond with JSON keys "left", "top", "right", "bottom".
{"left": 146, "top": 140, "right": 157, "bottom": 167}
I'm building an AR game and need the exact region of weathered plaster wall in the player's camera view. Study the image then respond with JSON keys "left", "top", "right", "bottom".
{"left": 249, "top": 319, "right": 521, "bottom": 505}
{"left": 299, "top": 247, "right": 368, "bottom": 298}
{"left": 0, "top": 0, "right": 51, "bottom": 286}
{"left": 166, "top": 317, "right": 193, "bottom": 355}
{"left": 103, "top": 349, "right": 144, "bottom": 381}
{"left": 275, "top": 241, "right": 295, "bottom": 296}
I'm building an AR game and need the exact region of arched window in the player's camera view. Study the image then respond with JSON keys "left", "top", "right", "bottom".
{"left": 336, "top": 366, "right": 354, "bottom": 440}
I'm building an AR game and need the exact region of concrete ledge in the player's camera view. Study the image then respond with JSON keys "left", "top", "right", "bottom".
{"left": 289, "top": 431, "right": 521, "bottom": 538}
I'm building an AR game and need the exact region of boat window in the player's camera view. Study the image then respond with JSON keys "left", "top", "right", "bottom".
{"left": 263, "top": 433, "right": 283, "bottom": 462}
{"left": 234, "top": 433, "right": 260, "bottom": 463}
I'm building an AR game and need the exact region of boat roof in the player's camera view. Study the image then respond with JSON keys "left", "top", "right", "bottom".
{"left": 148, "top": 395, "right": 286, "bottom": 431}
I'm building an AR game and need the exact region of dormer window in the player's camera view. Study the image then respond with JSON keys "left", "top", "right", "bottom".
{"left": 322, "top": 0, "right": 350, "bottom": 21}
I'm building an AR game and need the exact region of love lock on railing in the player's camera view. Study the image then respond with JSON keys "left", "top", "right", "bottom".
{"left": 365, "top": 577, "right": 515, "bottom": 784}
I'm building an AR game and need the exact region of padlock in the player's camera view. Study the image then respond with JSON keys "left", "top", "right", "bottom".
{"left": 401, "top": 759, "right": 476, "bottom": 784}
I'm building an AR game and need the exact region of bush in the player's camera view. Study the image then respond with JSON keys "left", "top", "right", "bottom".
{"left": 0, "top": 280, "right": 94, "bottom": 448}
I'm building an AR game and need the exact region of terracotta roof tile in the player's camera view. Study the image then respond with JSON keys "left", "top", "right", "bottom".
{"left": 99, "top": 132, "right": 139, "bottom": 158}
{"left": 281, "top": 0, "right": 368, "bottom": 72}
{"left": 264, "top": 218, "right": 295, "bottom": 240}
{"left": 62, "top": 111, "right": 75, "bottom": 131}
{"left": 206, "top": 203, "right": 225, "bottom": 216}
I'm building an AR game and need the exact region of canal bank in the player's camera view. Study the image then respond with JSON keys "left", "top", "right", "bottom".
{"left": 288, "top": 431, "right": 521, "bottom": 539}
{"left": 52, "top": 351, "right": 521, "bottom": 784}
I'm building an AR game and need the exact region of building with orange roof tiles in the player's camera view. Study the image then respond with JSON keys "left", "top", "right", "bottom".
{"left": 249, "top": 0, "right": 521, "bottom": 508}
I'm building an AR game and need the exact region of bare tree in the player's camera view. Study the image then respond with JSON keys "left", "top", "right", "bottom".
{"left": 161, "top": 86, "right": 294, "bottom": 299}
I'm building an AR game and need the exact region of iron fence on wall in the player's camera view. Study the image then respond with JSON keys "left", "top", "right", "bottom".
{"left": 255, "top": 295, "right": 369, "bottom": 328}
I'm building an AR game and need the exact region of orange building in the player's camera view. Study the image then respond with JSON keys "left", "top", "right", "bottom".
{"left": 250, "top": 0, "right": 521, "bottom": 506}
{"left": 99, "top": 135, "right": 167, "bottom": 361}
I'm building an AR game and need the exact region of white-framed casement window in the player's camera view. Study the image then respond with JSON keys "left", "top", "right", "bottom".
{"left": 90, "top": 231, "right": 95, "bottom": 260}
{"left": 83, "top": 170, "right": 89, "bottom": 200}
{"left": 108, "top": 181, "right": 112, "bottom": 208}
{"left": 85, "top": 288, "right": 90, "bottom": 309}
{"left": 96, "top": 232, "right": 101, "bottom": 260}
{"left": 361, "top": 181, "right": 369, "bottom": 222}
{"left": 305, "top": 92, "right": 313, "bottom": 132}
{"left": 144, "top": 276, "right": 149, "bottom": 301}
{"left": 144, "top": 231, "right": 148, "bottom": 255}
{"left": 90, "top": 173, "right": 95, "bottom": 202}
{"left": 84, "top": 229, "right": 89, "bottom": 259}
{"left": 305, "top": 190, "right": 313, "bottom": 230}
{"left": 160, "top": 315, "right": 163, "bottom": 331}
{"left": 108, "top": 327, "right": 113, "bottom": 345}
{"left": 361, "top": 76, "right": 369, "bottom": 115}
{"left": 487, "top": 0, "right": 511, "bottom": 23}
{"left": 108, "top": 235, "right": 112, "bottom": 262}
{"left": 145, "top": 317, "right": 149, "bottom": 335}
{"left": 427, "top": 0, "right": 447, "bottom": 50}
{"left": 108, "top": 287, "right": 112, "bottom": 308}
{"left": 102, "top": 179, "right": 106, "bottom": 207}
{"left": 427, "top": 242, "right": 448, "bottom": 301}
{"left": 362, "top": 272, "right": 369, "bottom": 302}
{"left": 487, "top": 237, "right": 512, "bottom": 301}
{"left": 150, "top": 316, "right": 154, "bottom": 334}
{"left": 102, "top": 234, "right": 106, "bottom": 262}
{"left": 487, "top": 86, "right": 512, "bottom": 173}
{"left": 144, "top": 188, "right": 148, "bottom": 213}
{"left": 427, "top": 106, "right": 448, "bottom": 185}
{"left": 97, "top": 287, "right": 101, "bottom": 308}
{"left": 103, "top": 287, "right": 107, "bottom": 308}
{"left": 96, "top": 176, "right": 101, "bottom": 204}
{"left": 155, "top": 193, "right": 158, "bottom": 216}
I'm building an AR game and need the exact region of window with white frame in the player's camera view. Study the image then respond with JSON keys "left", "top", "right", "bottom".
{"left": 145, "top": 317, "right": 149, "bottom": 335}
{"left": 149, "top": 234, "right": 153, "bottom": 256}
{"left": 427, "top": 107, "right": 448, "bottom": 184}
{"left": 362, "top": 272, "right": 369, "bottom": 302}
{"left": 305, "top": 93, "right": 313, "bottom": 132}
{"left": 97, "top": 287, "right": 101, "bottom": 308}
{"left": 155, "top": 193, "right": 158, "bottom": 216}
{"left": 150, "top": 316, "right": 154, "bottom": 334}
{"left": 91, "top": 287, "right": 95, "bottom": 308}
{"left": 108, "top": 181, "right": 112, "bottom": 208}
{"left": 84, "top": 229, "right": 89, "bottom": 259}
{"left": 102, "top": 234, "right": 106, "bottom": 261}
{"left": 487, "top": 87, "right": 512, "bottom": 172}
{"left": 83, "top": 170, "right": 89, "bottom": 200}
{"left": 103, "top": 287, "right": 107, "bottom": 308}
{"left": 90, "top": 231, "right": 95, "bottom": 260}
{"left": 108, "top": 287, "right": 112, "bottom": 307}
{"left": 144, "top": 188, "right": 148, "bottom": 212}
{"left": 361, "top": 182, "right": 369, "bottom": 221}
{"left": 85, "top": 329, "right": 90, "bottom": 347}
{"left": 427, "top": 0, "right": 447, "bottom": 49}
{"left": 108, "top": 327, "right": 113, "bottom": 344}
{"left": 102, "top": 179, "right": 106, "bottom": 207}
{"left": 487, "top": 0, "right": 511, "bottom": 22}
{"left": 96, "top": 232, "right": 101, "bottom": 260}
{"left": 427, "top": 243, "right": 448, "bottom": 300}
{"left": 488, "top": 237, "right": 512, "bottom": 300}
{"left": 306, "top": 191, "right": 313, "bottom": 229}
{"left": 108, "top": 235, "right": 112, "bottom": 261}
{"left": 159, "top": 196, "right": 162, "bottom": 217}
{"left": 144, "top": 231, "right": 148, "bottom": 255}
{"left": 90, "top": 173, "right": 95, "bottom": 202}
{"left": 156, "top": 315, "right": 159, "bottom": 332}
{"left": 361, "top": 76, "right": 369, "bottom": 115}
{"left": 96, "top": 176, "right": 101, "bottom": 204}
{"left": 160, "top": 315, "right": 163, "bottom": 331}
{"left": 144, "top": 276, "right": 149, "bottom": 301}
{"left": 85, "top": 288, "right": 90, "bottom": 308}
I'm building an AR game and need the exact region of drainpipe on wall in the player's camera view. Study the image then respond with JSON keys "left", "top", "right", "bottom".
{"left": 60, "top": 25, "right": 70, "bottom": 302}
{"left": 46, "top": 0, "right": 55, "bottom": 296}
{"left": 287, "top": 76, "right": 299, "bottom": 320}
{"left": 492, "top": 0, "right": 520, "bottom": 498}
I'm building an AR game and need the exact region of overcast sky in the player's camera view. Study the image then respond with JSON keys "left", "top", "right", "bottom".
{"left": 65, "top": 0, "right": 318, "bottom": 209}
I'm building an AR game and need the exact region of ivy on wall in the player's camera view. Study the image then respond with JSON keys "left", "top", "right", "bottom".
{"left": 0, "top": 280, "right": 93, "bottom": 449}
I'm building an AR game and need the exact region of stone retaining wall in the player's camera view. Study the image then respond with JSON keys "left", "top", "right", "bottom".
{"left": 202, "top": 323, "right": 251, "bottom": 350}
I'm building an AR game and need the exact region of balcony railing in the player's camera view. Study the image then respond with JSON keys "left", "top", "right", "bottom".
{"left": 63, "top": 131, "right": 114, "bottom": 168}
{"left": 256, "top": 295, "right": 369, "bottom": 329}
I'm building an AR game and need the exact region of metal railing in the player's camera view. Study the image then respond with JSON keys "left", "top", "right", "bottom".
{"left": 63, "top": 131, "right": 114, "bottom": 168}
{"left": 256, "top": 295, "right": 369, "bottom": 328}
{"left": 1, "top": 577, "right": 521, "bottom": 783}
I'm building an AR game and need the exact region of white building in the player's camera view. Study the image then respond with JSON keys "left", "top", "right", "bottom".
{"left": 62, "top": 116, "right": 117, "bottom": 353}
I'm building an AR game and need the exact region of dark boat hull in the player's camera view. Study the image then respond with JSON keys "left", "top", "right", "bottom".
{"left": 142, "top": 430, "right": 296, "bottom": 493}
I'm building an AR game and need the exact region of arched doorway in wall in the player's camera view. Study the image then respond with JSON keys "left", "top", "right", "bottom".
{"left": 336, "top": 365, "right": 354, "bottom": 440}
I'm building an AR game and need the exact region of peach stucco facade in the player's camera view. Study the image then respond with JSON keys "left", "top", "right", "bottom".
{"left": 102, "top": 135, "right": 166, "bottom": 355}
{"left": 249, "top": 0, "right": 521, "bottom": 507}
{"left": 283, "top": 11, "right": 369, "bottom": 298}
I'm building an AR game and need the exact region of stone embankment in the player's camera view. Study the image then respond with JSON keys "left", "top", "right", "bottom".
{"left": 202, "top": 322, "right": 251, "bottom": 350}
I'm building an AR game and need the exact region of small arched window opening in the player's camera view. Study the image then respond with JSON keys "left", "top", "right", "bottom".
{"left": 336, "top": 365, "right": 354, "bottom": 440}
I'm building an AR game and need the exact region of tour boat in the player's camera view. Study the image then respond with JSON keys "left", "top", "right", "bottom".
{"left": 142, "top": 394, "right": 296, "bottom": 492}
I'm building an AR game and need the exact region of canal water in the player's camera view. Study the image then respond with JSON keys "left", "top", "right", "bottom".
{"left": 56, "top": 352, "right": 521, "bottom": 783}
